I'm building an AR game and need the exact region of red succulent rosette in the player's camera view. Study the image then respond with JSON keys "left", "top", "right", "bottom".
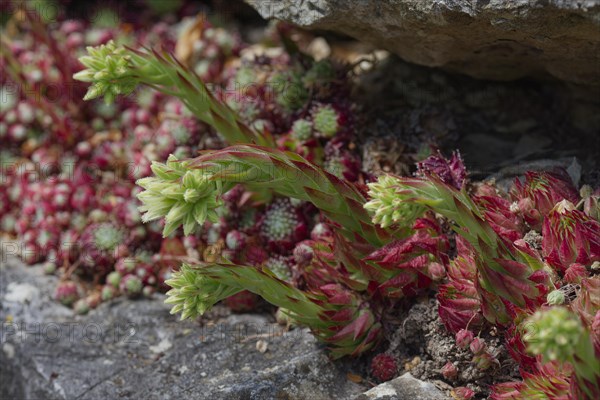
{"left": 510, "top": 169, "right": 579, "bottom": 228}
{"left": 542, "top": 201, "right": 600, "bottom": 273}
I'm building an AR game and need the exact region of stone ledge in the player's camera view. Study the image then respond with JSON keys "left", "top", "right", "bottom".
{"left": 0, "top": 256, "right": 363, "bottom": 400}
{"left": 1, "top": 253, "right": 450, "bottom": 400}
{"left": 246, "top": 0, "right": 600, "bottom": 85}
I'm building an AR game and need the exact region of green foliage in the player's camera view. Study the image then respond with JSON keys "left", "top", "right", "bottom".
{"left": 136, "top": 155, "right": 223, "bottom": 236}
{"left": 303, "top": 60, "right": 335, "bottom": 88}
{"left": 188, "top": 145, "right": 389, "bottom": 247}
{"left": 313, "top": 105, "right": 339, "bottom": 138}
{"left": 165, "top": 264, "right": 241, "bottom": 320}
{"left": 364, "top": 175, "right": 426, "bottom": 228}
{"left": 524, "top": 307, "right": 583, "bottom": 363}
{"left": 365, "top": 174, "right": 543, "bottom": 317}
{"left": 165, "top": 262, "right": 381, "bottom": 358}
{"left": 270, "top": 70, "right": 308, "bottom": 111}
{"left": 74, "top": 41, "right": 139, "bottom": 104}
{"left": 524, "top": 307, "right": 600, "bottom": 398}
{"left": 74, "top": 41, "right": 272, "bottom": 146}
{"left": 94, "top": 224, "right": 124, "bottom": 250}
{"left": 291, "top": 118, "right": 313, "bottom": 141}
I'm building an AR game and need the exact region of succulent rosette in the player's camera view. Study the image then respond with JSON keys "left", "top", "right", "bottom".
{"left": 510, "top": 170, "right": 579, "bottom": 228}
{"left": 490, "top": 362, "right": 572, "bottom": 400}
{"left": 73, "top": 41, "right": 140, "bottom": 104}
{"left": 136, "top": 155, "right": 223, "bottom": 237}
{"left": 365, "top": 171, "right": 547, "bottom": 320}
{"left": 505, "top": 324, "right": 539, "bottom": 374}
{"left": 312, "top": 104, "right": 341, "bottom": 138}
{"left": 526, "top": 308, "right": 583, "bottom": 362}
{"left": 54, "top": 281, "right": 80, "bottom": 306}
{"left": 438, "top": 279, "right": 483, "bottom": 333}
{"left": 453, "top": 387, "right": 475, "bottom": 399}
{"left": 290, "top": 118, "right": 313, "bottom": 142}
{"left": 570, "top": 277, "right": 600, "bottom": 345}
{"left": 264, "top": 255, "right": 294, "bottom": 282}
{"left": 522, "top": 307, "right": 600, "bottom": 398}
{"left": 370, "top": 353, "right": 397, "bottom": 382}
{"left": 365, "top": 218, "right": 449, "bottom": 298}
{"left": 79, "top": 223, "right": 125, "bottom": 275}
{"left": 416, "top": 150, "right": 467, "bottom": 190}
{"left": 324, "top": 140, "right": 361, "bottom": 182}
{"left": 24, "top": 9, "right": 587, "bottom": 396}
{"left": 259, "top": 198, "right": 308, "bottom": 252}
{"left": 475, "top": 195, "right": 524, "bottom": 243}
{"left": 581, "top": 186, "right": 600, "bottom": 221}
{"left": 70, "top": 185, "right": 97, "bottom": 212}
{"left": 541, "top": 200, "right": 600, "bottom": 273}
{"left": 364, "top": 175, "right": 426, "bottom": 229}
{"left": 120, "top": 274, "right": 143, "bottom": 298}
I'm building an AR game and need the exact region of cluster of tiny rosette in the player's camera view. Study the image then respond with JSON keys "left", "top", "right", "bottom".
{"left": 0, "top": 5, "right": 360, "bottom": 315}
{"left": 2, "top": 3, "right": 600, "bottom": 398}
{"left": 1, "top": 16, "right": 176, "bottom": 313}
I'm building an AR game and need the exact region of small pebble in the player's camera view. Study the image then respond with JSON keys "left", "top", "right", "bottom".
{"left": 256, "top": 340, "right": 268, "bottom": 353}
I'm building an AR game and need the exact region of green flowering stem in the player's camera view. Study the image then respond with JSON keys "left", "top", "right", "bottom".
{"left": 524, "top": 307, "right": 600, "bottom": 398}
{"left": 571, "top": 332, "right": 600, "bottom": 399}
{"left": 365, "top": 174, "right": 544, "bottom": 311}
{"left": 74, "top": 41, "right": 272, "bottom": 146}
{"left": 189, "top": 145, "right": 391, "bottom": 247}
{"left": 366, "top": 175, "right": 495, "bottom": 246}
{"left": 137, "top": 147, "right": 392, "bottom": 285}
{"left": 166, "top": 263, "right": 381, "bottom": 358}
{"left": 137, "top": 147, "right": 390, "bottom": 245}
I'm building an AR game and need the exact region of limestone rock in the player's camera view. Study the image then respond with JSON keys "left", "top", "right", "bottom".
{"left": 355, "top": 373, "right": 450, "bottom": 400}
{"left": 0, "top": 255, "right": 364, "bottom": 400}
{"left": 246, "top": 0, "right": 600, "bottom": 85}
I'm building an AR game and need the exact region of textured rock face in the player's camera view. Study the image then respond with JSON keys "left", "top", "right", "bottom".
{"left": 0, "top": 255, "right": 364, "bottom": 400}
{"left": 246, "top": 0, "right": 600, "bottom": 85}
{"left": 356, "top": 373, "right": 449, "bottom": 400}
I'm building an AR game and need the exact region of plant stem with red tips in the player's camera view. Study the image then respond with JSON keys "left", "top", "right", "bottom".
{"left": 165, "top": 263, "right": 381, "bottom": 358}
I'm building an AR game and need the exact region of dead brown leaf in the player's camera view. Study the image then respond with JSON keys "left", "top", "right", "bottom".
{"left": 175, "top": 15, "right": 206, "bottom": 66}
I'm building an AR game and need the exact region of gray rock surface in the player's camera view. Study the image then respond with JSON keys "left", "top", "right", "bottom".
{"left": 0, "top": 254, "right": 364, "bottom": 400}
{"left": 0, "top": 254, "right": 450, "bottom": 400}
{"left": 246, "top": 0, "right": 600, "bottom": 85}
{"left": 0, "top": 251, "right": 455, "bottom": 400}
{"left": 355, "top": 373, "right": 449, "bottom": 400}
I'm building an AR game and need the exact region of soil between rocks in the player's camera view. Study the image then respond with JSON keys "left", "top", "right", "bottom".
{"left": 379, "top": 298, "right": 520, "bottom": 398}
